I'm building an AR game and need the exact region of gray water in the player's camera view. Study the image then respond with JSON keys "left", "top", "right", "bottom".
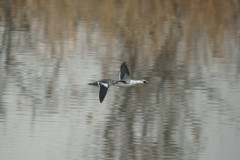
{"left": 0, "top": 1, "right": 240, "bottom": 160}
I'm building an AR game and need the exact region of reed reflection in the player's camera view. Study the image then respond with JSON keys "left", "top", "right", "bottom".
{"left": 0, "top": 1, "right": 239, "bottom": 160}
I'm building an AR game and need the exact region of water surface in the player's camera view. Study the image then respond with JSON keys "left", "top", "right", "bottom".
{"left": 0, "top": 1, "right": 240, "bottom": 160}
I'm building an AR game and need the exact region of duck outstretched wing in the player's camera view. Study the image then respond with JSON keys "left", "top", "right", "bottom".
{"left": 98, "top": 82, "right": 109, "bottom": 103}
{"left": 119, "top": 62, "right": 131, "bottom": 83}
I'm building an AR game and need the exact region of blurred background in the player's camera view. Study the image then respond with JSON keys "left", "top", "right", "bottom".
{"left": 0, "top": 0, "right": 240, "bottom": 160}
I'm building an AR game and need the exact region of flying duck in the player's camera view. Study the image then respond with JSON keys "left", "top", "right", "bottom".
{"left": 88, "top": 79, "right": 117, "bottom": 103}
{"left": 88, "top": 62, "right": 148, "bottom": 103}
{"left": 116, "top": 62, "right": 148, "bottom": 87}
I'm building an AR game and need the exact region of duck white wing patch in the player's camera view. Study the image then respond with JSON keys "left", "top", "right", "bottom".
{"left": 97, "top": 82, "right": 109, "bottom": 88}
{"left": 101, "top": 83, "right": 109, "bottom": 88}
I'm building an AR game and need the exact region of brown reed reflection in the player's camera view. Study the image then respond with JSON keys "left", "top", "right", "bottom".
{"left": 1, "top": 0, "right": 238, "bottom": 57}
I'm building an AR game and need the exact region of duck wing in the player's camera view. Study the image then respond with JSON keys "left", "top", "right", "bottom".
{"left": 98, "top": 82, "right": 109, "bottom": 103}
{"left": 119, "top": 62, "right": 131, "bottom": 83}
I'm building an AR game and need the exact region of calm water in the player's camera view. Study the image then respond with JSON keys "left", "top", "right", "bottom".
{"left": 0, "top": 1, "right": 240, "bottom": 160}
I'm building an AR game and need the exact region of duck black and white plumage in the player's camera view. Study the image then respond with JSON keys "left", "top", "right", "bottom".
{"left": 88, "top": 79, "right": 117, "bottom": 103}
{"left": 116, "top": 62, "right": 148, "bottom": 87}
{"left": 88, "top": 62, "right": 148, "bottom": 103}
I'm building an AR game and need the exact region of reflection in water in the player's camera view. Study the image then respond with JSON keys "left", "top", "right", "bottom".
{"left": 0, "top": 1, "right": 240, "bottom": 160}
